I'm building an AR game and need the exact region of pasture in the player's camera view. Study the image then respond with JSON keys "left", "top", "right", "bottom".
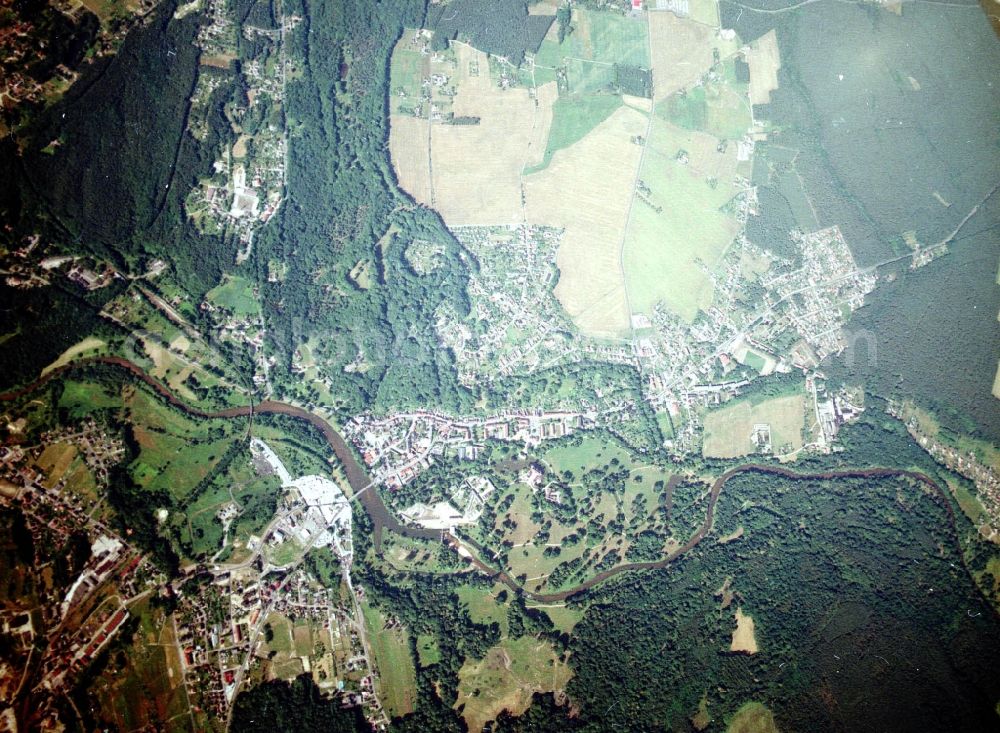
{"left": 622, "top": 117, "right": 740, "bottom": 322}
{"left": 455, "top": 636, "right": 571, "bottom": 733}
{"left": 702, "top": 392, "right": 807, "bottom": 458}
{"left": 362, "top": 603, "right": 417, "bottom": 717}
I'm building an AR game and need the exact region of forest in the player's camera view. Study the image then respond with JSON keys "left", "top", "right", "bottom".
{"left": 426, "top": 0, "right": 554, "bottom": 65}
{"left": 719, "top": 0, "right": 1000, "bottom": 444}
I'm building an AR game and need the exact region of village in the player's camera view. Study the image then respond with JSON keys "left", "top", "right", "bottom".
{"left": 182, "top": 0, "right": 293, "bottom": 263}
{"left": 0, "top": 421, "right": 158, "bottom": 708}
{"left": 0, "top": 414, "right": 391, "bottom": 729}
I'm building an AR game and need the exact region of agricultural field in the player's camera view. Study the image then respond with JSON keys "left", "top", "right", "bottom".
{"left": 702, "top": 392, "right": 808, "bottom": 458}
{"left": 455, "top": 635, "right": 572, "bottom": 733}
{"left": 361, "top": 603, "right": 417, "bottom": 718}
{"left": 524, "top": 105, "right": 647, "bottom": 336}
{"left": 622, "top": 117, "right": 742, "bottom": 322}
{"left": 534, "top": 7, "right": 650, "bottom": 96}
{"left": 661, "top": 59, "right": 752, "bottom": 141}
{"left": 648, "top": 10, "right": 739, "bottom": 101}
{"left": 746, "top": 30, "right": 780, "bottom": 105}
{"left": 524, "top": 94, "right": 623, "bottom": 174}
{"left": 206, "top": 274, "right": 258, "bottom": 317}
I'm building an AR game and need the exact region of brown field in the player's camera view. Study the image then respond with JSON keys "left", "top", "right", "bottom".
{"left": 524, "top": 105, "right": 647, "bottom": 336}
{"left": 429, "top": 43, "right": 545, "bottom": 225}
{"left": 201, "top": 54, "right": 236, "bottom": 69}
{"left": 389, "top": 115, "right": 434, "bottom": 205}
{"left": 648, "top": 12, "right": 716, "bottom": 100}
{"left": 730, "top": 607, "right": 758, "bottom": 653}
{"left": 746, "top": 30, "right": 780, "bottom": 105}
{"left": 35, "top": 443, "right": 77, "bottom": 487}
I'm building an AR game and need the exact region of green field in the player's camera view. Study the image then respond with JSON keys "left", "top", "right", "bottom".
{"left": 662, "top": 71, "right": 751, "bottom": 141}
{"left": 206, "top": 274, "right": 259, "bottom": 317}
{"left": 416, "top": 633, "right": 442, "bottom": 666}
{"left": 125, "top": 389, "right": 239, "bottom": 502}
{"left": 455, "top": 583, "right": 509, "bottom": 634}
{"left": 58, "top": 379, "right": 123, "bottom": 417}
{"left": 456, "top": 636, "right": 572, "bottom": 733}
{"left": 536, "top": 8, "right": 649, "bottom": 69}
{"left": 702, "top": 392, "right": 807, "bottom": 458}
{"left": 362, "top": 603, "right": 417, "bottom": 717}
{"left": 726, "top": 701, "right": 780, "bottom": 733}
{"left": 525, "top": 93, "right": 623, "bottom": 174}
{"left": 623, "top": 117, "right": 741, "bottom": 322}
{"left": 389, "top": 31, "right": 426, "bottom": 113}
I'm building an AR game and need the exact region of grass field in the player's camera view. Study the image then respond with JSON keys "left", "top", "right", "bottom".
{"left": 524, "top": 105, "right": 647, "bottom": 336}
{"left": 123, "top": 388, "right": 239, "bottom": 503}
{"left": 416, "top": 633, "right": 442, "bottom": 666}
{"left": 206, "top": 274, "right": 258, "bottom": 317}
{"left": 622, "top": 117, "right": 740, "bottom": 322}
{"left": 726, "top": 701, "right": 779, "bottom": 733}
{"left": 702, "top": 392, "right": 807, "bottom": 458}
{"left": 661, "top": 74, "right": 752, "bottom": 141}
{"left": 524, "top": 93, "right": 623, "bottom": 174}
{"left": 456, "top": 584, "right": 509, "bottom": 634}
{"left": 456, "top": 636, "right": 572, "bottom": 733}
{"left": 362, "top": 603, "right": 417, "bottom": 717}
{"left": 730, "top": 607, "right": 758, "bottom": 653}
{"left": 534, "top": 8, "right": 649, "bottom": 71}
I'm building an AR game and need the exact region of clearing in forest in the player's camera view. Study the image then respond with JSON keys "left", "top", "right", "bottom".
{"left": 726, "top": 702, "right": 779, "bottom": 733}
{"left": 455, "top": 636, "right": 572, "bottom": 733}
{"left": 730, "top": 607, "right": 759, "bottom": 654}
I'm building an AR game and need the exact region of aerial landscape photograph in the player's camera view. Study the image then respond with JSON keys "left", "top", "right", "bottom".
{"left": 0, "top": 0, "right": 999, "bottom": 730}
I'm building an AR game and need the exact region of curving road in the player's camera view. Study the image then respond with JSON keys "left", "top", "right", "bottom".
{"left": 1, "top": 357, "right": 986, "bottom": 607}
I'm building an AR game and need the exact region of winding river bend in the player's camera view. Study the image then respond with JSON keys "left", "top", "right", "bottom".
{"left": 0, "top": 356, "right": 980, "bottom": 604}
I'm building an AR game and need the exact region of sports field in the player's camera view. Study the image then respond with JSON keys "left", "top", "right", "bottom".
{"left": 702, "top": 392, "right": 807, "bottom": 458}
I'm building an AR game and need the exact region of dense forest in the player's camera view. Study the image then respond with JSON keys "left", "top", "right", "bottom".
{"left": 426, "top": 0, "right": 554, "bottom": 65}
{"left": 721, "top": 0, "right": 1000, "bottom": 442}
